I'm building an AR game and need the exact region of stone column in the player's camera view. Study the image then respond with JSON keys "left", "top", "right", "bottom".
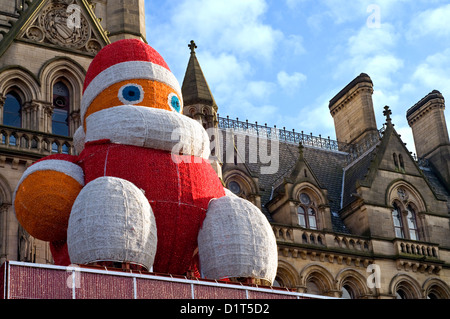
{"left": 0, "top": 96, "right": 5, "bottom": 125}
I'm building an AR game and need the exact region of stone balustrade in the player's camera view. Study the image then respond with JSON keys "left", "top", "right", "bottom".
{"left": 394, "top": 238, "right": 439, "bottom": 259}
{"left": 0, "top": 125, "right": 74, "bottom": 156}
{"left": 272, "top": 224, "right": 371, "bottom": 253}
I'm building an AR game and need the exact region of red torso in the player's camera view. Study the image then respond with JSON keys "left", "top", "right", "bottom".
{"left": 76, "top": 140, "right": 225, "bottom": 275}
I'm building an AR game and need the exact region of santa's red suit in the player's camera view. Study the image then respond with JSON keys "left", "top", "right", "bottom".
{"left": 13, "top": 39, "right": 277, "bottom": 283}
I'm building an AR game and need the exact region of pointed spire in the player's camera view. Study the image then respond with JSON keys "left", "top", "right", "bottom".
{"left": 181, "top": 40, "right": 217, "bottom": 109}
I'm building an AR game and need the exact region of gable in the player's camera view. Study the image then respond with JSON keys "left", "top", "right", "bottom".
{"left": 0, "top": 0, "right": 109, "bottom": 59}
{"left": 347, "top": 122, "right": 447, "bottom": 209}
{"left": 378, "top": 127, "right": 422, "bottom": 176}
{"left": 286, "top": 145, "right": 323, "bottom": 189}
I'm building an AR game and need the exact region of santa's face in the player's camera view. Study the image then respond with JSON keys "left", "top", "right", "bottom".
{"left": 83, "top": 79, "right": 182, "bottom": 128}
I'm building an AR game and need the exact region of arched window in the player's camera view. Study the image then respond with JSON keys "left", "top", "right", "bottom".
{"left": 389, "top": 184, "right": 423, "bottom": 241}
{"left": 52, "top": 81, "right": 70, "bottom": 136}
{"left": 425, "top": 282, "right": 450, "bottom": 299}
{"left": 406, "top": 205, "right": 419, "bottom": 240}
{"left": 392, "top": 202, "right": 404, "bottom": 238}
{"left": 301, "top": 267, "right": 334, "bottom": 297}
{"left": 3, "top": 92, "right": 22, "bottom": 127}
{"left": 306, "top": 280, "right": 321, "bottom": 295}
{"left": 341, "top": 285, "right": 354, "bottom": 299}
{"left": 396, "top": 289, "right": 408, "bottom": 299}
{"left": 227, "top": 181, "right": 241, "bottom": 196}
{"left": 297, "top": 192, "right": 317, "bottom": 230}
{"left": 393, "top": 153, "right": 399, "bottom": 169}
{"left": 391, "top": 201, "right": 420, "bottom": 241}
{"left": 399, "top": 154, "right": 405, "bottom": 170}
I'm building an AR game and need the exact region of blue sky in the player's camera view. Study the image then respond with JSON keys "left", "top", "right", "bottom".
{"left": 145, "top": 0, "right": 450, "bottom": 155}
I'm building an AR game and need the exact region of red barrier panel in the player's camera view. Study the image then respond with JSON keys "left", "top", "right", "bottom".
{"left": 1, "top": 261, "right": 332, "bottom": 299}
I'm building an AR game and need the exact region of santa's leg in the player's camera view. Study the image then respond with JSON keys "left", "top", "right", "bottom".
{"left": 67, "top": 176, "right": 157, "bottom": 271}
{"left": 197, "top": 192, "right": 278, "bottom": 285}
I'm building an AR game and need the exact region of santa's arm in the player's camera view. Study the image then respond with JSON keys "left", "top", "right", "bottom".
{"left": 13, "top": 154, "right": 84, "bottom": 244}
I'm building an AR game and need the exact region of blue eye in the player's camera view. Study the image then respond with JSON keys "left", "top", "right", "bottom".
{"left": 118, "top": 84, "right": 144, "bottom": 105}
{"left": 168, "top": 93, "right": 181, "bottom": 112}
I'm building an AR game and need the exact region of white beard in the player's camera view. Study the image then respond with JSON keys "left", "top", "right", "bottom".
{"left": 75, "top": 105, "right": 211, "bottom": 159}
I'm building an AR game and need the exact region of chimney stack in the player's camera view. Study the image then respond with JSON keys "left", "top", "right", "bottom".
{"left": 407, "top": 90, "right": 450, "bottom": 187}
{"left": 329, "top": 73, "right": 378, "bottom": 149}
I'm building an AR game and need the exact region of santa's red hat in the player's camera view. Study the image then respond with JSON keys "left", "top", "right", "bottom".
{"left": 81, "top": 39, "right": 182, "bottom": 121}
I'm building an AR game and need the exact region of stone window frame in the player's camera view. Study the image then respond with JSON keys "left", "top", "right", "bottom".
{"left": 423, "top": 278, "right": 450, "bottom": 299}
{"left": 387, "top": 182, "right": 426, "bottom": 241}
{"left": 223, "top": 169, "right": 258, "bottom": 206}
{"left": 51, "top": 79, "right": 71, "bottom": 136}
{"left": 335, "top": 269, "right": 370, "bottom": 299}
{"left": 293, "top": 183, "right": 326, "bottom": 231}
{"left": 40, "top": 57, "right": 85, "bottom": 135}
{"left": 299, "top": 264, "right": 335, "bottom": 297}
{"left": 389, "top": 274, "right": 422, "bottom": 299}
{"left": 296, "top": 192, "right": 318, "bottom": 230}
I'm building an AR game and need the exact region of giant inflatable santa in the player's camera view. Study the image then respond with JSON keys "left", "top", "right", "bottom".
{"left": 13, "top": 39, "right": 277, "bottom": 284}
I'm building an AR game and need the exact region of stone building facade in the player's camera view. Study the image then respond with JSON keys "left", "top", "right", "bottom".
{"left": 0, "top": 0, "right": 449, "bottom": 299}
{"left": 182, "top": 48, "right": 450, "bottom": 298}
{"left": 0, "top": 0, "right": 142, "bottom": 265}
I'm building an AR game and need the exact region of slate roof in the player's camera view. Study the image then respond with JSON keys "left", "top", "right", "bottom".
{"left": 342, "top": 146, "right": 378, "bottom": 209}
{"left": 220, "top": 131, "right": 351, "bottom": 233}
{"left": 219, "top": 125, "right": 450, "bottom": 235}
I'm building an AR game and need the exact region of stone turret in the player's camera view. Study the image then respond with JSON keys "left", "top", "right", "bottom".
{"left": 407, "top": 90, "right": 450, "bottom": 188}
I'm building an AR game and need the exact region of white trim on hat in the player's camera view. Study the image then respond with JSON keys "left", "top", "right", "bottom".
{"left": 81, "top": 61, "right": 182, "bottom": 121}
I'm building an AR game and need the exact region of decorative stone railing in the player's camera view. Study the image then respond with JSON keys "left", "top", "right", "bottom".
{"left": 394, "top": 239, "right": 439, "bottom": 259}
{"left": 272, "top": 224, "right": 372, "bottom": 254}
{"left": 393, "top": 239, "right": 442, "bottom": 274}
{"left": 333, "top": 235, "right": 371, "bottom": 253}
{"left": 272, "top": 224, "right": 373, "bottom": 268}
{"left": 0, "top": 125, "right": 74, "bottom": 156}
{"left": 272, "top": 225, "right": 326, "bottom": 246}
{"left": 272, "top": 225, "right": 294, "bottom": 243}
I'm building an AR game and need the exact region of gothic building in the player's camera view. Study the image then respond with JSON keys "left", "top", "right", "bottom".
{"left": 0, "top": 0, "right": 449, "bottom": 299}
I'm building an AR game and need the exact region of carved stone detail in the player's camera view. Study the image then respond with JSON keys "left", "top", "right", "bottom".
{"left": 39, "top": 1, "right": 90, "bottom": 49}
{"left": 21, "top": 0, "right": 103, "bottom": 55}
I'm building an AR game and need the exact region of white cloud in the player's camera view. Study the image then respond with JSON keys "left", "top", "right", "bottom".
{"left": 410, "top": 48, "right": 450, "bottom": 128}
{"left": 284, "top": 34, "right": 306, "bottom": 55}
{"left": 332, "top": 22, "right": 403, "bottom": 93}
{"left": 246, "top": 81, "right": 276, "bottom": 100}
{"left": 169, "top": 0, "right": 283, "bottom": 61}
{"left": 199, "top": 52, "right": 250, "bottom": 87}
{"left": 147, "top": 0, "right": 298, "bottom": 124}
{"left": 408, "top": 4, "right": 450, "bottom": 39}
{"left": 277, "top": 71, "right": 307, "bottom": 93}
{"left": 412, "top": 48, "right": 450, "bottom": 90}
{"left": 285, "top": 0, "right": 307, "bottom": 9}
{"left": 198, "top": 52, "right": 279, "bottom": 122}
{"left": 365, "top": 55, "right": 404, "bottom": 88}
{"left": 348, "top": 23, "right": 399, "bottom": 57}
